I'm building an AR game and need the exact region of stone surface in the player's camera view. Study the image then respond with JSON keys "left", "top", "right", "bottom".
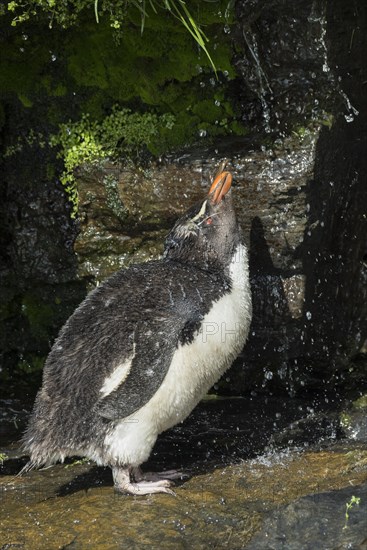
{"left": 1, "top": 395, "right": 367, "bottom": 549}
{"left": 249, "top": 482, "right": 367, "bottom": 550}
{"left": 0, "top": 0, "right": 366, "bottom": 395}
{"left": 70, "top": 0, "right": 367, "bottom": 393}
{"left": 74, "top": 121, "right": 367, "bottom": 393}
{"left": 74, "top": 160, "right": 208, "bottom": 283}
{"left": 0, "top": 141, "right": 86, "bottom": 382}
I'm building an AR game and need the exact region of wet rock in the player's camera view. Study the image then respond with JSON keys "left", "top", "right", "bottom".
{"left": 72, "top": 0, "right": 367, "bottom": 393}
{"left": 1, "top": 394, "right": 366, "bottom": 547}
{"left": 1, "top": 0, "right": 366, "bottom": 396}
{"left": 0, "top": 142, "right": 86, "bottom": 386}
{"left": 1, "top": 427, "right": 366, "bottom": 549}
{"left": 340, "top": 393, "right": 367, "bottom": 443}
{"left": 74, "top": 160, "right": 207, "bottom": 283}
{"left": 1, "top": 144, "right": 77, "bottom": 286}
{"left": 230, "top": 0, "right": 367, "bottom": 389}
{"left": 249, "top": 482, "right": 367, "bottom": 550}
{"left": 74, "top": 123, "right": 366, "bottom": 393}
{"left": 270, "top": 411, "right": 341, "bottom": 450}
{"left": 232, "top": 0, "right": 336, "bottom": 134}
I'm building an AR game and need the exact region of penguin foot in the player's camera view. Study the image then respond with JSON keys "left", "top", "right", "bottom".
{"left": 132, "top": 466, "right": 188, "bottom": 482}
{"left": 112, "top": 466, "right": 176, "bottom": 496}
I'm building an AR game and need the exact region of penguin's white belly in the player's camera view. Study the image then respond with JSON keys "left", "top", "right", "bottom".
{"left": 152, "top": 287, "right": 249, "bottom": 432}
{"left": 103, "top": 244, "right": 251, "bottom": 466}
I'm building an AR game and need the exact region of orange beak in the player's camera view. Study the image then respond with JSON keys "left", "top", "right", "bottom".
{"left": 208, "top": 171, "right": 232, "bottom": 204}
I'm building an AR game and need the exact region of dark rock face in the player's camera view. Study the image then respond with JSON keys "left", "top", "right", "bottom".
{"left": 300, "top": 123, "right": 367, "bottom": 382}
{"left": 249, "top": 482, "right": 367, "bottom": 550}
{"left": 232, "top": 0, "right": 336, "bottom": 134}
{"left": 0, "top": 141, "right": 86, "bottom": 385}
{"left": 73, "top": 0, "right": 367, "bottom": 393}
{"left": 74, "top": 132, "right": 366, "bottom": 394}
{"left": 74, "top": 161, "right": 208, "bottom": 283}
{"left": 229, "top": 0, "right": 367, "bottom": 390}
{"left": 1, "top": 0, "right": 366, "bottom": 394}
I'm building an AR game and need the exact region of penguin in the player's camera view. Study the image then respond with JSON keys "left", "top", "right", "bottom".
{"left": 20, "top": 169, "right": 252, "bottom": 495}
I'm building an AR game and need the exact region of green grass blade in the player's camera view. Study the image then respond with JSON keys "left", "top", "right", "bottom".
{"left": 170, "top": 1, "right": 217, "bottom": 74}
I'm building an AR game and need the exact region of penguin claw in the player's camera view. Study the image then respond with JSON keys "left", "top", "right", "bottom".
{"left": 132, "top": 466, "right": 188, "bottom": 482}
{"left": 113, "top": 466, "right": 177, "bottom": 496}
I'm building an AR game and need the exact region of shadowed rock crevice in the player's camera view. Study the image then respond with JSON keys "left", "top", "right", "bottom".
{"left": 297, "top": 0, "right": 367, "bottom": 384}
{"left": 243, "top": 216, "right": 297, "bottom": 391}
{"left": 0, "top": 125, "right": 87, "bottom": 391}
{"left": 300, "top": 120, "right": 367, "bottom": 381}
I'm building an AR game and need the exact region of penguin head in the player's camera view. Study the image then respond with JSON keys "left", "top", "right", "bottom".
{"left": 163, "top": 171, "right": 240, "bottom": 271}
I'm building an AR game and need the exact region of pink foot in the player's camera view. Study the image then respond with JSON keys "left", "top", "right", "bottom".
{"left": 113, "top": 466, "right": 176, "bottom": 496}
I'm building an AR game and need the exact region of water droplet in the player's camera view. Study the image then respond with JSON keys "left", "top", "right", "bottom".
{"left": 306, "top": 311, "right": 312, "bottom": 320}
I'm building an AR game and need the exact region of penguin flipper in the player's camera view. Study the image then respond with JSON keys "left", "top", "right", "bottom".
{"left": 95, "top": 317, "right": 178, "bottom": 421}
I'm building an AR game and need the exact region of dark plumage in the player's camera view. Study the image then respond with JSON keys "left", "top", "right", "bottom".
{"left": 21, "top": 170, "right": 252, "bottom": 495}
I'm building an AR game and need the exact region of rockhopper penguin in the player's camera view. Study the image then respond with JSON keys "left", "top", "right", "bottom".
{"left": 21, "top": 170, "right": 252, "bottom": 495}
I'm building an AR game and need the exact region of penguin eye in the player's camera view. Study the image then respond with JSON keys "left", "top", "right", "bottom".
{"left": 205, "top": 217, "right": 213, "bottom": 225}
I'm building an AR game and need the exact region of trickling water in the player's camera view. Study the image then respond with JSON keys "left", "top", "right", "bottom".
{"left": 242, "top": 29, "right": 273, "bottom": 133}
{"left": 340, "top": 90, "right": 360, "bottom": 123}
{"left": 308, "top": 7, "right": 359, "bottom": 124}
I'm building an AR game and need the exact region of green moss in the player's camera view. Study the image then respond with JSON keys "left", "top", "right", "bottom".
{"left": 46, "top": 162, "right": 55, "bottom": 179}
{"left": 1, "top": 1, "right": 246, "bottom": 220}
{"left": 50, "top": 108, "right": 176, "bottom": 216}
{"left": 230, "top": 120, "right": 249, "bottom": 135}
{"left": 192, "top": 99, "right": 220, "bottom": 123}
{"left": 320, "top": 112, "right": 334, "bottom": 128}
{"left": 6, "top": 1, "right": 233, "bottom": 74}
{"left": 352, "top": 394, "right": 367, "bottom": 410}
